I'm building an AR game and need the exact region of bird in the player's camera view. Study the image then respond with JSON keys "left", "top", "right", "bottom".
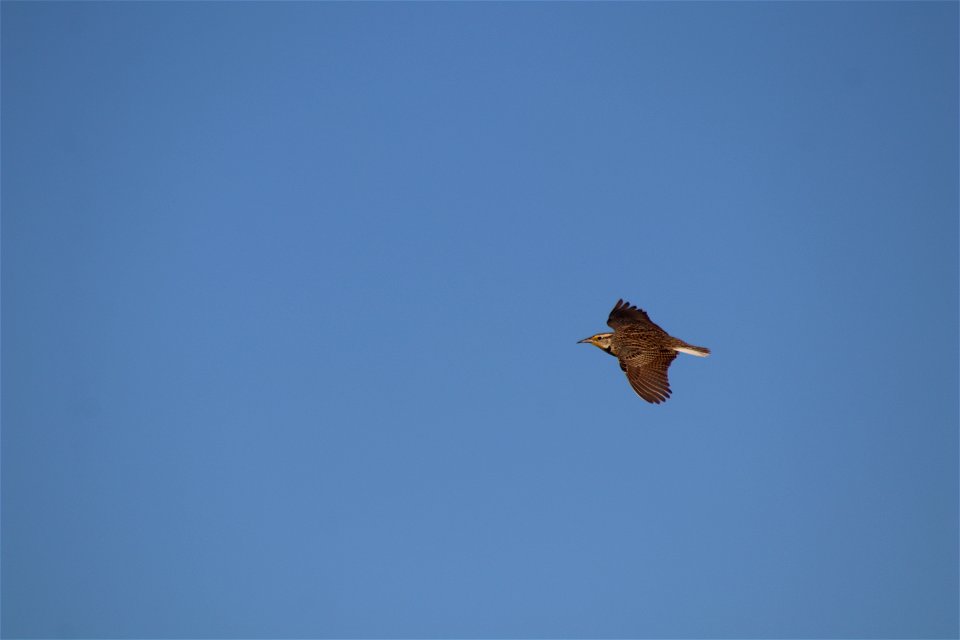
{"left": 578, "top": 299, "right": 710, "bottom": 403}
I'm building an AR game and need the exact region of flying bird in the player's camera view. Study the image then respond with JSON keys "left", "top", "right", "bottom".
{"left": 578, "top": 299, "right": 710, "bottom": 403}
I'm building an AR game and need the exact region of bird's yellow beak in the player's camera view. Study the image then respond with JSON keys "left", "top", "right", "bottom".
{"left": 577, "top": 336, "right": 592, "bottom": 344}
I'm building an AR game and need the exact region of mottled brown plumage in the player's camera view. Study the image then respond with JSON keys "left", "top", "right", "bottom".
{"left": 578, "top": 299, "right": 710, "bottom": 403}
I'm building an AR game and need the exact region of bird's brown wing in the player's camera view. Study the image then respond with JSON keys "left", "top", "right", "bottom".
{"left": 607, "top": 299, "right": 666, "bottom": 332}
{"left": 620, "top": 350, "right": 677, "bottom": 404}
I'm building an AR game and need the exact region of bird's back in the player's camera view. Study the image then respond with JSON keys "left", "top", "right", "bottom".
{"left": 611, "top": 322, "right": 670, "bottom": 358}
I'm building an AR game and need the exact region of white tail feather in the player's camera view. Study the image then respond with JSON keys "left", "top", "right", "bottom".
{"left": 674, "top": 345, "right": 710, "bottom": 357}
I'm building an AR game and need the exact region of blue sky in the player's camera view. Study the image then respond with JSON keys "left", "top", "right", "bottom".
{"left": 2, "top": 2, "right": 957, "bottom": 638}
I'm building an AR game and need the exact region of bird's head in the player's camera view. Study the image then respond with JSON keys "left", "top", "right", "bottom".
{"left": 577, "top": 332, "right": 614, "bottom": 352}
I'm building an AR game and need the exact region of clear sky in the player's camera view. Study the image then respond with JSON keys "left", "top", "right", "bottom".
{"left": 2, "top": 2, "right": 957, "bottom": 638}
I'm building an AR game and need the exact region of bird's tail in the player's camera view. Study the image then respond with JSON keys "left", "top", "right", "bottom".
{"left": 673, "top": 341, "right": 710, "bottom": 357}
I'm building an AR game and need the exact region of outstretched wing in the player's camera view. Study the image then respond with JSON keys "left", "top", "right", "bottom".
{"left": 607, "top": 299, "right": 666, "bottom": 332}
{"left": 620, "top": 350, "right": 677, "bottom": 404}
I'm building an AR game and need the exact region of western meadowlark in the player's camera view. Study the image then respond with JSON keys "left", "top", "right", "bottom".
{"left": 578, "top": 299, "right": 710, "bottom": 403}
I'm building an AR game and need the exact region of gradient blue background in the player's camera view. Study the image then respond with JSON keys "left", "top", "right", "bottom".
{"left": 3, "top": 2, "right": 957, "bottom": 638}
